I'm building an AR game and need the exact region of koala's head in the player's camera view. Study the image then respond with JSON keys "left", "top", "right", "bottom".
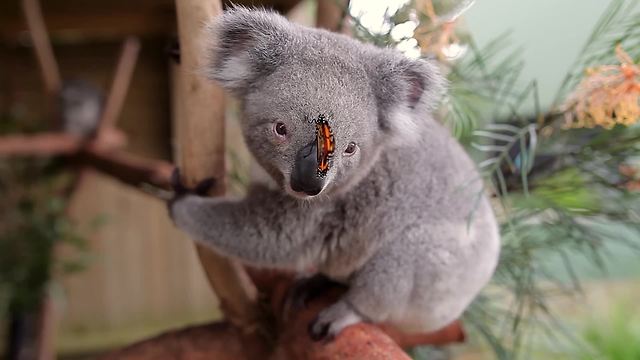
{"left": 204, "top": 7, "right": 445, "bottom": 200}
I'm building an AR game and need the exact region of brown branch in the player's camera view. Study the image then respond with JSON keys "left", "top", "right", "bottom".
{"left": 97, "top": 322, "right": 268, "bottom": 360}
{"left": 316, "top": 0, "right": 350, "bottom": 33}
{"left": 0, "top": 130, "right": 126, "bottom": 157}
{"left": 21, "top": 0, "right": 61, "bottom": 96}
{"left": 98, "top": 276, "right": 464, "bottom": 359}
{"left": 0, "top": 133, "right": 84, "bottom": 156}
{"left": 270, "top": 279, "right": 463, "bottom": 359}
{"left": 98, "top": 322, "right": 414, "bottom": 360}
{"left": 0, "top": 131, "right": 173, "bottom": 191}
{"left": 97, "top": 37, "right": 141, "bottom": 134}
{"left": 76, "top": 146, "right": 174, "bottom": 190}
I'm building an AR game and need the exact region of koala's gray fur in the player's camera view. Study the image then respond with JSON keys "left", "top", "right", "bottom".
{"left": 170, "top": 7, "right": 500, "bottom": 339}
{"left": 59, "top": 79, "right": 103, "bottom": 137}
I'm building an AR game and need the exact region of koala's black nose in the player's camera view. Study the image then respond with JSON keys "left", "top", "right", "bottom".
{"left": 291, "top": 141, "right": 324, "bottom": 196}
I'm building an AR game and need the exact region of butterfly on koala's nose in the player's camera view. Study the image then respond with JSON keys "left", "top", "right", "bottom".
{"left": 315, "top": 114, "right": 335, "bottom": 178}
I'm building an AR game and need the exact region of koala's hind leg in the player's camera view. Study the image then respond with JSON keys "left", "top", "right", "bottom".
{"left": 308, "top": 246, "right": 414, "bottom": 341}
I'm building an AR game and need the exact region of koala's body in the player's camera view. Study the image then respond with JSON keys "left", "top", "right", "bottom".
{"left": 170, "top": 8, "right": 500, "bottom": 339}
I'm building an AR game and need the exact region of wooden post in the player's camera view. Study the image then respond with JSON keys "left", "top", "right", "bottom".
{"left": 21, "top": 0, "right": 61, "bottom": 96}
{"left": 173, "top": 0, "right": 261, "bottom": 331}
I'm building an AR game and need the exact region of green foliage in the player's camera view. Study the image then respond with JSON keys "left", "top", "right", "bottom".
{"left": 447, "top": 35, "right": 529, "bottom": 141}
{"left": 349, "top": 0, "right": 640, "bottom": 358}
{"left": 577, "top": 304, "right": 640, "bottom": 360}
{"left": 457, "top": 0, "right": 640, "bottom": 356}
{"left": 0, "top": 116, "right": 90, "bottom": 318}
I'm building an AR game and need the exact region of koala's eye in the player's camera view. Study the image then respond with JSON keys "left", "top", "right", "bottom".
{"left": 273, "top": 122, "right": 287, "bottom": 138}
{"left": 344, "top": 142, "right": 357, "bottom": 156}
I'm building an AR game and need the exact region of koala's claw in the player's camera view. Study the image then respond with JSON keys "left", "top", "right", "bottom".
{"left": 168, "top": 168, "right": 216, "bottom": 219}
{"left": 307, "top": 301, "right": 361, "bottom": 342}
{"left": 170, "top": 168, "right": 187, "bottom": 194}
{"left": 308, "top": 315, "right": 333, "bottom": 342}
{"left": 170, "top": 168, "right": 216, "bottom": 196}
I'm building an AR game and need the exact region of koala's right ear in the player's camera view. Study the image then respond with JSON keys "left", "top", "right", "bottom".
{"left": 203, "top": 7, "right": 292, "bottom": 94}
{"left": 368, "top": 52, "right": 446, "bottom": 144}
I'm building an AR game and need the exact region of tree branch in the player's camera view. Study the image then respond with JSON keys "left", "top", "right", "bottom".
{"left": 74, "top": 147, "right": 174, "bottom": 190}
{"left": 98, "top": 275, "right": 464, "bottom": 359}
{"left": 0, "top": 133, "right": 84, "bottom": 156}
{"left": 0, "top": 131, "right": 172, "bottom": 191}
{"left": 0, "top": 131, "right": 124, "bottom": 157}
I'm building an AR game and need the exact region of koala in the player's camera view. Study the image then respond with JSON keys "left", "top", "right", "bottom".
{"left": 58, "top": 79, "right": 104, "bottom": 138}
{"left": 169, "top": 7, "right": 500, "bottom": 341}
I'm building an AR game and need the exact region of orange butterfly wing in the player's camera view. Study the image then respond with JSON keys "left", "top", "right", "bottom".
{"left": 315, "top": 117, "right": 335, "bottom": 177}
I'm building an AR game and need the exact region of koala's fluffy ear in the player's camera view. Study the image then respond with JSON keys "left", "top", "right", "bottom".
{"left": 369, "top": 54, "right": 446, "bottom": 142}
{"left": 203, "top": 7, "right": 292, "bottom": 94}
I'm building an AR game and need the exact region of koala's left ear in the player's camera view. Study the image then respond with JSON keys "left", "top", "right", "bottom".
{"left": 369, "top": 53, "right": 446, "bottom": 141}
{"left": 202, "top": 7, "right": 293, "bottom": 95}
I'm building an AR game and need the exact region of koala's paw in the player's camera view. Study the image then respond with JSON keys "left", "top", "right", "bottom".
{"left": 168, "top": 168, "right": 216, "bottom": 217}
{"left": 308, "top": 301, "right": 362, "bottom": 342}
{"left": 170, "top": 168, "right": 216, "bottom": 196}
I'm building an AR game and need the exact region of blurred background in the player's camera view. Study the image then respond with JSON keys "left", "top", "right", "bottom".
{"left": 1, "top": 0, "right": 639, "bottom": 359}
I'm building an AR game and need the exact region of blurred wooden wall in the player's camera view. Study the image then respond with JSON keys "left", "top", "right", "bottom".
{"left": 59, "top": 173, "right": 218, "bottom": 353}
{"left": 0, "top": 0, "right": 317, "bottom": 354}
{"left": 1, "top": 38, "right": 220, "bottom": 354}
{"left": 57, "top": 41, "right": 223, "bottom": 353}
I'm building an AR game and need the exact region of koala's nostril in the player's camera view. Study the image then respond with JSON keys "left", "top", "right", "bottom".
{"left": 304, "top": 187, "right": 322, "bottom": 196}
{"left": 290, "top": 177, "right": 304, "bottom": 192}
{"left": 290, "top": 176, "right": 323, "bottom": 196}
{"left": 290, "top": 140, "right": 325, "bottom": 197}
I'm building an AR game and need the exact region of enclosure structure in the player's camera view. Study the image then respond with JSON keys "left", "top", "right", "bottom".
{"left": 0, "top": 0, "right": 463, "bottom": 358}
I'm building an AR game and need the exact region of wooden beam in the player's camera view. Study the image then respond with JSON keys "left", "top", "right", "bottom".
{"left": 0, "top": 131, "right": 175, "bottom": 191}
{"left": 0, "top": 12, "right": 176, "bottom": 42}
{"left": 0, "top": 133, "right": 85, "bottom": 156}
{"left": 97, "top": 37, "right": 140, "bottom": 134}
{"left": 75, "top": 147, "right": 174, "bottom": 191}
{"left": 21, "top": 0, "right": 61, "bottom": 95}
{"left": 173, "top": 0, "right": 261, "bottom": 331}
{"left": 0, "top": 1, "right": 304, "bottom": 42}
{"left": 0, "top": 130, "right": 126, "bottom": 156}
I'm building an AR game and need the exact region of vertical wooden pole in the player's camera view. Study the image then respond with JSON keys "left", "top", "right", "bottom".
{"left": 20, "top": 1, "right": 59, "bottom": 358}
{"left": 173, "top": 0, "right": 260, "bottom": 330}
{"left": 316, "top": 0, "right": 350, "bottom": 32}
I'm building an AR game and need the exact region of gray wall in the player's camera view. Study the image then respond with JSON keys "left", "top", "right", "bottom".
{"left": 464, "top": 0, "right": 609, "bottom": 111}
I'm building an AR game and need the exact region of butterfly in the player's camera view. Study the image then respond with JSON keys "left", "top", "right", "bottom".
{"left": 315, "top": 114, "right": 335, "bottom": 178}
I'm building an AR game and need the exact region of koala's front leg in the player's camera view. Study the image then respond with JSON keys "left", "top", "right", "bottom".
{"left": 309, "top": 247, "right": 413, "bottom": 341}
{"left": 169, "top": 186, "right": 321, "bottom": 269}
